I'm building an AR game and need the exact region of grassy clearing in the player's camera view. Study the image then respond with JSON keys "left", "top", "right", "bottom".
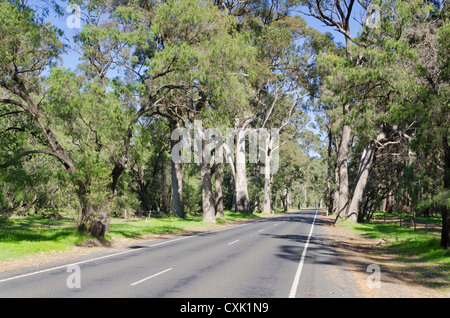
{"left": 0, "top": 210, "right": 261, "bottom": 261}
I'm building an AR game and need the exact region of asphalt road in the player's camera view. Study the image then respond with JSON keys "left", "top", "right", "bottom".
{"left": 0, "top": 209, "right": 359, "bottom": 298}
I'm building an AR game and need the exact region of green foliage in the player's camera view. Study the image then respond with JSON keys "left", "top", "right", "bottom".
{"left": 150, "top": 0, "right": 258, "bottom": 125}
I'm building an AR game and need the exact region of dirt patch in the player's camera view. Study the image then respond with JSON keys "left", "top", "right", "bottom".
{"left": 319, "top": 212, "right": 449, "bottom": 298}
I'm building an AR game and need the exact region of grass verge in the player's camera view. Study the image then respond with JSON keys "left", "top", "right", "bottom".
{"left": 339, "top": 221, "right": 449, "bottom": 263}
{"left": 336, "top": 217, "right": 449, "bottom": 291}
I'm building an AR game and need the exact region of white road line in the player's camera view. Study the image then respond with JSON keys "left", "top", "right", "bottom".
{"left": 258, "top": 229, "right": 264, "bottom": 232}
{"left": 130, "top": 268, "right": 173, "bottom": 286}
{"left": 227, "top": 239, "right": 240, "bottom": 246}
{"left": 288, "top": 209, "right": 318, "bottom": 298}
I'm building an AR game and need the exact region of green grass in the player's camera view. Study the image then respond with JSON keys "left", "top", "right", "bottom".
{"left": 108, "top": 215, "right": 205, "bottom": 239}
{"left": 0, "top": 211, "right": 261, "bottom": 261}
{"left": 338, "top": 219, "right": 450, "bottom": 263}
{"left": 109, "top": 210, "right": 261, "bottom": 238}
{"left": 0, "top": 215, "right": 85, "bottom": 261}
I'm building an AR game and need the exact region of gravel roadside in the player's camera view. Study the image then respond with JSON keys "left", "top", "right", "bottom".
{"left": 319, "top": 212, "right": 449, "bottom": 298}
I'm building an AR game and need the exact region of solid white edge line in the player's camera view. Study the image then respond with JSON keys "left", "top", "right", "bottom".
{"left": 130, "top": 268, "right": 173, "bottom": 286}
{"left": 288, "top": 209, "right": 318, "bottom": 298}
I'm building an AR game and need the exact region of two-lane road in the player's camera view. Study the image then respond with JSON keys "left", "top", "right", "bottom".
{"left": 0, "top": 209, "right": 359, "bottom": 298}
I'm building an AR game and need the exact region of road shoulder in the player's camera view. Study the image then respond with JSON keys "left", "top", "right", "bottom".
{"left": 319, "top": 211, "right": 448, "bottom": 298}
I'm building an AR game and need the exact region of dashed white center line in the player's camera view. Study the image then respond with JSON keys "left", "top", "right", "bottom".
{"left": 130, "top": 268, "right": 173, "bottom": 286}
{"left": 258, "top": 229, "right": 264, "bottom": 232}
{"left": 227, "top": 240, "right": 240, "bottom": 246}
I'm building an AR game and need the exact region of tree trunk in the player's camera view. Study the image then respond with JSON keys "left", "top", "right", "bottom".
{"left": 335, "top": 116, "right": 351, "bottom": 222}
{"left": 332, "top": 164, "right": 340, "bottom": 215}
{"left": 235, "top": 129, "right": 250, "bottom": 213}
{"left": 214, "top": 163, "right": 224, "bottom": 218}
{"left": 282, "top": 189, "right": 289, "bottom": 212}
{"left": 160, "top": 156, "right": 169, "bottom": 213}
{"left": 346, "top": 140, "right": 376, "bottom": 222}
{"left": 441, "top": 135, "right": 450, "bottom": 249}
{"left": 326, "top": 128, "right": 333, "bottom": 216}
{"left": 262, "top": 165, "right": 272, "bottom": 214}
{"left": 171, "top": 158, "right": 184, "bottom": 218}
{"left": 303, "top": 184, "right": 308, "bottom": 209}
{"left": 271, "top": 193, "right": 277, "bottom": 211}
{"left": 201, "top": 155, "right": 216, "bottom": 223}
{"left": 138, "top": 186, "right": 151, "bottom": 216}
{"left": 262, "top": 130, "right": 272, "bottom": 214}
{"left": 346, "top": 132, "right": 385, "bottom": 222}
{"left": 385, "top": 189, "right": 393, "bottom": 213}
{"left": 77, "top": 196, "right": 94, "bottom": 233}
{"left": 170, "top": 119, "right": 184, "bottom": 218}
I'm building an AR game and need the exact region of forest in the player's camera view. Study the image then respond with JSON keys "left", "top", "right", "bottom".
{"left": 0, "top": 0, "right": 448, "bottom": 250}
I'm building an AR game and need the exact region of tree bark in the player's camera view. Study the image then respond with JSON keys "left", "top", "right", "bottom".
{"left": 160, "top": 157, "right": 169, "bottom": 213}
{"left": 346, "top": 132, "right": 385, "bottom": 222}
{"left": 441, "top": 135, "right": 450, "bottom": 249}
{"left": 171, "top": 153, "right": 184, "bottom": 218}
{"left": 384, "top": 189, "right": 393, "bottom": 213}
{"left": 262, "top": 165, "right": 272, "bottom": 214}
{"left": 332, "top": 162, "right": 340, "bottom": 214}
{"left": 326, "top": 128, "right": 333, "bottom": 216}
{"left": 235, "top": 128, "right": 250, "bottom": 213}
{"left": 201, "top": 148, "right": 216, "bottom": 223}
{"left": 335, "top": 114, "right": 351, "bottom": 222}
{"left": 214, "top": 163, "right": 224, "bottom": 218}
{"left": 262, "top": 130, "right": 272, "bottom": 214}
{"left": 271, "top": 193, "right": 277, "bottom": 211}
{"left": 170, "top": 120, "right": 185, "bottom": 218}
{"left": 77, "top": 187, "right": 94, "bottom": 233}
{"left": 282, "top": 188, "right": 289, "bottom": 212}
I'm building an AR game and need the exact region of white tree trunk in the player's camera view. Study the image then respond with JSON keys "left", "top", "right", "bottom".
{"left": 214, "top": 163, "right": 224, "bottom": 218}
{"left": 171, "top": 136, "right": 184, "bottom": 218}
{"left": 262, "top": 129, "right": 272, "bottom": 214}
{"left": 201, "top": 158, "right": 216, "bottom": 223}
{"left": 346, "top": 132, "right": 385, "bottom": 222}
{"left": 235, "top": 128, "right": 250, "bottom": 212}
{"left": 336, "top": 122, "right": 351, "bottom": 220}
